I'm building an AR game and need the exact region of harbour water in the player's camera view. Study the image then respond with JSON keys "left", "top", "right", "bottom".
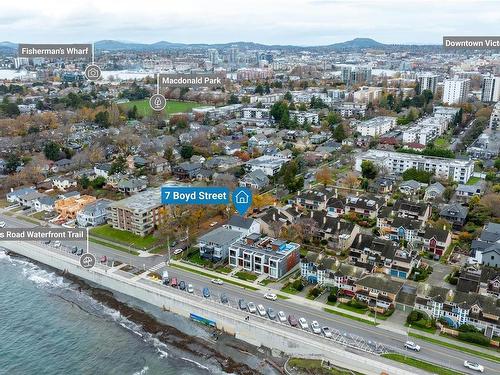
{"left": 0, "top": 250, "right": 279, "bottom": 375}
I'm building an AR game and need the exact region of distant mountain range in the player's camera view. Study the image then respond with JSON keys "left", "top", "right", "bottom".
{"left": 0, "top": 38, "right": 439, "bottom": 54}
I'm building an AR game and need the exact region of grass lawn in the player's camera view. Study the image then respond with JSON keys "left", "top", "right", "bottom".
{"left": 90, "top": 224, "right": 157, "bottom": 249}
{"left": 234, "top": 271, "right": 258, "bottom": 282}
{"left": 90, "top": 237, "right": 140, "bottom": 255}
{"left": 288, "top": 358, "right": 362, "bottom": 375}
{"left": 434, "top": 137, "right": 451, "bottom": 149}
{"left": 259, "top": 279, "right": 274, "bottom": 286}
{"left": 120, "top": 99, "right": 202, "bottom": 118}
{"left": 405, "top": 322, "right": 437, "bottom": 334}
{"left": 186, "top": 252, "right": 213, "bottom": 267}
{"left": 215, "top": 266, "right": 232, "bottom": 274}
{"left": 170, "top": 263, "right": 258, "bottom": 291}
{"left": 17, "top": 215, "right": 40, "bottom": 225}
{"left": 466, "top": 176, "right": 481, "bottom": 185}
{"left": 409, "top": 332, "right": 500, "bottom": 363}
{"left": 337, "top": 302, "right": 368, "bottom": 314}
{"left": 281, "top": 285, "right": 301, "bottom": 295}
{"left": 382, "top": 353, "right": 464, "bottom": 375}
{"left": 277, "top": 294, "right": 290, "bottom": 300}
{"left": 323, "top": 308, "right": 377, "bottom": 326}
{"left": 30, "top": 211, "right": 47, "bottom": 220}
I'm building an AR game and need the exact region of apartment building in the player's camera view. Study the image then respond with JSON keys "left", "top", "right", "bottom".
{"left": 355, "top": 150, "right": 474, "bottom": 183}
{"left": 490, "top": 102, "right": 500, "bottom": 130}
{"left": 402, "top": 117, "right": 448, "bottom": 146}
{"left": 289, "top": 111, "right": 319, "bottom": 125}
{"left": 107, "top": 189, "right": 166, "bottom": 237}
{"left": 228, "top": 234, "right": 300, "bottom": 279}
{"left": 356, "top": 116, "right": 396, "bottom": 137}
{"left": 416, "top": 73, "right": 439, "bottom": 94}
{"left": 481, "top": 74, "right": 500, "bottom": 103}
{"left": 353, "top": 86, "right": 383, "bottom": 103}
{"left": 443, "top": 78, "right": 470, "bottom": 105}
{"left": 341, "top": 65, "right": 372, "bottom": 86}
{"left": 242, "top": 107, "right": 270, "bottom": 120}
{"left": 332, "top": 102, "right": 367, "bottom": 118}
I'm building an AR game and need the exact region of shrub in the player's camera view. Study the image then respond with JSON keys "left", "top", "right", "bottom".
{"left": 458, "top": 324, "right": 479, "bottom": 333}
{"left": 309, "top": 287, "right": 322, "bottom": 298}
{"left": 292, "top": 279, "right": 304, "bottom": 291}
{"left": 407, "top": 310, "right": 425, "bottom": 324}
{"left": 458, "top": 332, "right": 490, "bottom": 346}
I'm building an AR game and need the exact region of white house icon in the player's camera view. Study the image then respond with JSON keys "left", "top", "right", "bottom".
{"left": 235, "top": 190, "right": 249, "bottom": 204}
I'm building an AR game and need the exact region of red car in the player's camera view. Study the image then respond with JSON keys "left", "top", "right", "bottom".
{"left": 288, "top": 315, "right": 298, "bottom": 327}
{"left": 170, "top": 277, "right": 178, "bottom": 288}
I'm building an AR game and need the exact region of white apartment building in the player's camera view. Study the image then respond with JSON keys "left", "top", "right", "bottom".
{"left": 481, "top": 74, "right": 500, "bottom": 103}
{"left": 490, "top": 102, "right": 500, "bottom": 130}
{"left": 355, "top": 150, "right": 474, "bottom": 183}
{"left": 356, "top": 116, "right": 396, "bottom": 137}
{"left": 242, "top": 107, "right": 270, "bottom": 120}
{"left": 289, "top": 111, "right": 319, "bottom": 125}
{"left": 332, "top": 102, "right": 367, "bottom": 118}
{"left": 433, "top": 106, "right": 460, "bottom": 124}
{"left": 353, "top": 86, "right": 383, "bottom": 103}
{"left": 443, "top": 78, "right": 470, "bottom": 105}
{"left": 416, "top": 73, "right": 439, "bottom": 94}
{"left": 402, "top": 117, "right": 448, "bottom": 145}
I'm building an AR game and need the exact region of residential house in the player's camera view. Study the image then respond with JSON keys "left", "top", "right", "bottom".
{"left": 172, "top": 162, "right": 203, "bottom": 180}
{"left": 18, "top": 191, "right": 47, "bottom": 208}
{"left": 75, "top": 198, "right": 110, "bottom": 227}
{"left": 295, "top": 188, "right": 333, "bottom": 211}
{"left": 344, "top": 195, "right": 384, "bottom": 219}
{"left": 326, "top": 197, "right": 345, "bottom": 218}
{"left": 117, "top": 177, "right": 148, "bottom": 194}
{"left": 245, "top": 155, "right": 287, "bottom": 176}
{"left": 223, "top": 215, "right": 261, "bottom": 236}
{"left": 6, "top": 187, "right": 36, "bottom": 203}
{"left": 33, "top": 196, "right": 57, "bottom": 212}
{"left": 456, "top": 180, "right": 486, "bottom": 201}
{"left": 198, "top": 227, "right": 244, "bottom": 262}
{"left": 239, "top": 169, "right": 270, "bottom": 190}
{"left": 354, "top": 274, "right": 404, "bottom": 312}
{"left": 424, "top": 182, "right": 445, "bottom": 201}
{"left": 420, "top": 227, "right": 452, "bottom": 258}
{"left": 51, "top": 176, "right": 77, "bottom": 191}
{"left": 439, "top": 203, "right": 469, "bottom": 230}
{"left": 255, "top": 207, "right": 292, "bottom": 236}
{"left": 392, "top": 199, "right": 431, "bottom": 221}
{"left": 472, "top": 222, "right": 500, "bottom": 266}
{"left": 52, "top": 158, "right": 73, "bottom": 173}
{"left": 94, "top": 163, "right": 113, "bottom": 178}
{"left": 399, "top": 180, "right": 424, "bottom": 195}
{"left": 306, "top": 211, "right": 359, "bottom": 249}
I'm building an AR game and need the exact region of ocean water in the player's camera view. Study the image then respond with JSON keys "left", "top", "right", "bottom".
{"left": 0, "top": 250, "right": 218, "bottom": 375}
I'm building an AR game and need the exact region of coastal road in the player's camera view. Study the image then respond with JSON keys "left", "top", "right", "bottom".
{"left": 2, "top": 213, "right": 499, "bottom": 374}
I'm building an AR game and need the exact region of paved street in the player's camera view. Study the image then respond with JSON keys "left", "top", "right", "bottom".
{"left": 2, "top": 212, "right": 499, "bottom": 374}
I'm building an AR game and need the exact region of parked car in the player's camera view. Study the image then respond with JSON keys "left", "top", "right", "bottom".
{"left": 247, "top": 302, "right": 257, "bottom": 314}
{"left": 404, "top": 341, "right": 421, "bottom": 352}
{"left": 256, "top": 304, "right": 266, "bottom": 316}
{"left": 220, "top": 293, "right": 228, "bottom": 304}
{"left": 321, "top": 326, "right": 332, "bottom": 338}
{"left": 238, "top": 299, "right": 247, "bottom": 310}
{"left": 71, "top": 246, "right": 78, "bottom": 254}
{"left": 187, "top": 284, "right": 194, "bottom": 293}
{"left": 311, "top": 321, "right": 321, "bottom": 334}
{"left": 179, "top": 281, "right": 186, "bottom": 290}
{"left": 170, "top": 277, "right": 178, "bottom": 288}
{"left": 288, "top": 315, "right": 298, "bottom": 327}
{"left": 202, "top": 287, "right": 210, "bottom": 298}
{"left": 43, "top": 240, "right": 51, "bottom": 245}
{"left": 264, "top": 293, "right": 277, "bottom": 301}
{"left": 464, "top": 361, "right": 484, "bottom": 372}
{"left": 54, "top": 241, "right": 61, "bottom": 248}
{"left": 100, "top": 255, "right": 107, "bottom": 263}
{"left": 267, "top": 308, "right": 277, "bottom": 320}
{"left": 211, "top": 278, "right": 224, "bottom": 285}
{"left": 0, "top": 221, "right": 5, "bottom": 228}
{"left": 162, "top": 271, "right": 170, "bottom": 284}
{"left": 298, "top": 318, "right": 308, "bottom": 330}
{"left": 173, "top": 248, "right": 183, "bottom": 255}
{"left": 76, "top": 248, "right": 83, "bottom": 256}
{"left": 277, "top": 311, "right": 287, "bottom": 323}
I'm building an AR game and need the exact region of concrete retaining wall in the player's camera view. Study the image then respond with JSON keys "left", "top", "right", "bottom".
{"left": 5, "top": 241, "right": 416, "bottom": 375}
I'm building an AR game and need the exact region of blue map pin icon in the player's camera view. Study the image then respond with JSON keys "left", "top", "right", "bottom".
{"left": 232, "top": 187, "right": 252, "bottom": 216}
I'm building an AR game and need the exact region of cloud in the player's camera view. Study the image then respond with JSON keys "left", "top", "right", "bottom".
{"left": 0, "top": 0, "right": 498, "bottom": 45}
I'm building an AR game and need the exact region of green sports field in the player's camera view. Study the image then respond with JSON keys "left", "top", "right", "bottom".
{"left": 120, "top": 99, "right": 202, "bottom": 117}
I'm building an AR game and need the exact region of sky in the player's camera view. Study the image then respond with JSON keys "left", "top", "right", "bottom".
{"left": 1, "top": 0, "right": 499, "bottom": 46}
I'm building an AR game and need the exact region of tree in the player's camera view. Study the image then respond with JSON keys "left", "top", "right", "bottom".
{"left": 0, "top": 102, "right": 20, "bottom": 117}
{"left": 44, "top": 141, "right": 61, "bottom": 161}
{"left": 227, "top": 94, "right": 239, "bottom": 104}
{"left": 5, "top": 154, "right": 21, "bottom": 173}
{"left": 401, "top": 168, "right": 433, "bottom": 183}
{"left": 78, "top": 175, "right": 91, "bottom": 189}
{"left": 127, "top": 105, "right": 138, "bottom": 119}
{"left": 361, "top": 160, "right": 377, "bottom": 179}
{"left": 252, "top": 194, "right": 275, "bottom": 210}
{"left": 90, "top": 176, "right": 106, "bottom": 189}
{"left": 180, "top": 145, "right": 194, "bottom": 159}
{"left": 316, "top": 167, "right": 333, "bottom": 186}
{"left": 94, "top": 110, "right": 110, "bottom": 128}
{"left": 344, "top": 172, "right": 360, "bottom": 188}
{"left": 332, "top": 123, "right": 347, "bottom": 142}
{"left": 284, "top": 91, "right": 293, "bottom": 101}
{"left": 270, "top": 101, "right": 289, "bottom": 123}
{"left": 110, "top": 155, "right": 126, "bottom": 175}
{"left": 326, "top": 112, "right": 342, "bottom": 126}
{"left": 282, "top": 160, "right": 303, "bottom": 192}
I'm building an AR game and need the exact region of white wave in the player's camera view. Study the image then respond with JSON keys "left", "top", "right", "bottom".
{"left": 132, "top": 366, "right": 149, "bottom": 375}
{"left": 21, "top": 264, "right": 67, "bottom": 289}
{"left": 181, "top": 357, "right": 210, "bottom": 370}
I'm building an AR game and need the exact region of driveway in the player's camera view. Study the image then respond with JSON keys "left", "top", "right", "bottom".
{"left": 426, "top": 260, "right": 454, "bottom": 288}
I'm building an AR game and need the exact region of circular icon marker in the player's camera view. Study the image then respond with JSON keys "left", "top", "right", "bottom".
{"left": 80, "top": 253, "right": 96, "bottom": 269}
{"left": 149, "top": 94, "right": 167, "bottom": 111}
{"left": 85, "top": 64, "right": 102, "bottom": 81}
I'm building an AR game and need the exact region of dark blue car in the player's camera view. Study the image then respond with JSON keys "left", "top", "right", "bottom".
{"left": 203, "top": 287, "right": 210, "bottom": 298}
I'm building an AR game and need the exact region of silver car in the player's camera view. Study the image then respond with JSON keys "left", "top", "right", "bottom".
{"left": 247, "top": 302, "right": 257, "bottom": 313}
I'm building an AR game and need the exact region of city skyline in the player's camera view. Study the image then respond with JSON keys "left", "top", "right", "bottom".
{"left": 1, "top": 0, "right": 499, "bottom": 46}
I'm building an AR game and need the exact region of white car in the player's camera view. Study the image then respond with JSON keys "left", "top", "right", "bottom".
{"left": 173, "top": 248, "right": 183, "bottom": 255}
{"left": 256, "top": 304, "right": 266, "bottom": 316}
{"left": 464, "top": 361, "right": 484, "bottom": 373}
{"left": 298, "top": 317, "right": 308, "bottom": 330}
{"left": 211, "top": 278, "right": 224, "bottom": 285}
{"left": 187, "top": 284, "right": 194, "bottom": 293}
{"left": 310, "top": 321, "right": 321, "bottom": 334}
{"left": 209, "top": 221, "right": 218, "bottom": 227}
{"left": 277, "top": 311, "right": 287, "bottom": 323}
{"left": 247, "top": 302, "right": 257, "bottom": 313}
{"left": 264, "top": 293, "right": 277, "bottom": 301}
{"left": 0, "top": 221, "right": 5, "bottom": 228}
{"left": 321, "top": 326, "right": 332, "bottom": 338}
{"left": 404, "top": 341, "right": 421, "bottom": 352}
{"left": 53, "top": 241, "right": 61, "bottom": 248}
